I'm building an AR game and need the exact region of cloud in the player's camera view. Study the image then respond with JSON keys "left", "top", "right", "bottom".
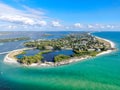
{"left": 74, "top": 23, "right": 83, "bottom": 28}
{"left": 0, "top": 3, "right": 119, "bottom": 31}
{"left": 22, "top": 5, "right": 45, "bottom": 16}
{"left": 94, "top": 24, "right": 116, "bottom": 29}
{"left": 8, "top": 25, "right": 17, "bottom": 29}
{"left": 87, "top": 24, "right": 95, "bottom": 29}
{"left": 37, "top": 20, "right": 47, "bottom": 26}
{"left": 0, "top": 15, "right": 34, "bottom": 25}
{"left": 72, "top": 23, "right": 119, "bottom": 30}
{"left": 51, "top": 21, "right": 62, "bottom": 27}
{"left": 0, "top": 3, "right": 47, "bottom": 26}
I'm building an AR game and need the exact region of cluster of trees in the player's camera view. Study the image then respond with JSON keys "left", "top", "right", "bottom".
{"left": 18, "top": 50, "right": 52, "bottom": 65}
{"left": 54, "top": 54, "right": 71, "bottom": 62}
{"left": 0, "top": 37, "right": 30, "bottom": 43}
{"left": 25, "top": 41, "right": 62, "bottom": 50}
{"left": 21, "top": 51, "right": 26, "bottom": 54}
{"left": 21, "top": 33, "right": 110, "bottom": 64}
{"left": 24, "top": 33, "right": 108, "bottom": 52}
{"left": 73, "top": 50, "right": 99, "bottom": 57}
{"left": 18, "top": 52, "right": 43, "bottom": 65}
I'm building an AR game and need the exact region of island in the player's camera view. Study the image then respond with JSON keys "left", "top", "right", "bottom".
{"left": 4, "top": 33, "right": 116, "bottom": 67}
{"left": 0, "top": 37, "right": 30, "bottom": 43}
{"left": 0, "top": 32, "right": 10, "bottom": 36}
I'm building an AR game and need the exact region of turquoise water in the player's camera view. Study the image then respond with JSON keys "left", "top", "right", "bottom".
{"left": 0, "top": 31, "right": 120, "bottom": 90}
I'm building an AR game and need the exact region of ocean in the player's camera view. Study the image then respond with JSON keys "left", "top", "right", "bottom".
{"left": 0, "top": 31, "right": 120, "bottom": 90}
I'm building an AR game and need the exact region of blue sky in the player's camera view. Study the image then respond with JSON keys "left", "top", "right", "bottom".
{"left": 0, "top": 0, "right": 120, "bottom": 31}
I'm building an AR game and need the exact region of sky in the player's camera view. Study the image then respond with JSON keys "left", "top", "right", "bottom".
{"left": 0, "top": 0, "right": 120, "bottom": 31}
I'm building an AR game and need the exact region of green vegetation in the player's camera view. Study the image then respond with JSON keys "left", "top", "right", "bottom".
{"left": 54, "top": 54, "right": 71, "bottom": 62}
{"left": 24, "top": 33, "right": 110, "bottom": 52}
{"left": 15, "top": 33, "right": 111, "bottom": 65}
{"left": 21, "top": 51, "right": 26, "bottom": 54}
{"left": 18, "top": 50, "right": 52, "bottom": 65}
{"left": 73, "top": 50, "right": 99, "bottom": 57}
{"left": 0, "top": 37, "right": 30, "bottom": 43}
{"left": 40, "top": 50, "right": 52, "bottom": 54}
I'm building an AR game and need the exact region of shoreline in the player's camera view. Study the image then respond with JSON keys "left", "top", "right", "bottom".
{"left": 96, "top": 36, "right": 115, "bottom": 56}
{"left": 3, "top": 36, "right": 116, "bottom": 67}
{"left": 95, "top": 36, "right": 115, "bottom": 48}
{"left": 3, "top": 48, "right": 33, "bottom": 64}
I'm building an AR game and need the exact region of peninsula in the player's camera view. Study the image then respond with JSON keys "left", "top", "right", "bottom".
{"left": 0, "top": 37, "right": 30, "bottom": 43}
{"left": 4, "top": 33, "right": 116, "bottom": 67}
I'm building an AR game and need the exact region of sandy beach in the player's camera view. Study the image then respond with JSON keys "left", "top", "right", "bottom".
{"left": 4, "top": 48, "right": 33, "bottom": 64}
{"left": 28, "top": 56, "right": 92, "bottom": 67}
{"left": 3, "top": 36, "right": 116, "bottom": 67}
{"left": 96, "top": 36, "right": 115, "bottom": 48}
{"left": 96, "top": 36, "right": 115, "bottom": 56}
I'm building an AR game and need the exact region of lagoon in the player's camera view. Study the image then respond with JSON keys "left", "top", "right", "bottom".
{"left": 17, "top": 49, "right": 74, "bottom": 62}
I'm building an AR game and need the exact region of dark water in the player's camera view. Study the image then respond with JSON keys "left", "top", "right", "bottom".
{"left": 17, "top": 49, "right": 73, "bottom": 62}
{"left": 42, "top": 50, "right": 73, "bottom": 62}
{"left": 0, "top": 31, "right": 120, "bottom": 90}
{"left": 17, "top": 49, "right": 40, "bottom": 59}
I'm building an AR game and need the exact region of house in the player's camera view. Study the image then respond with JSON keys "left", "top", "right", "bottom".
{"left": 87, "top": 49, "right": 95, "bottom": 51}
{"left": 45, "top": 46, "right": 53, "bottom": 50}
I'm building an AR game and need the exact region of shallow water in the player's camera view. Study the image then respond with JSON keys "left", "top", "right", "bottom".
{"left": 0, "top": 31, "right": 120, "bottom": 90}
